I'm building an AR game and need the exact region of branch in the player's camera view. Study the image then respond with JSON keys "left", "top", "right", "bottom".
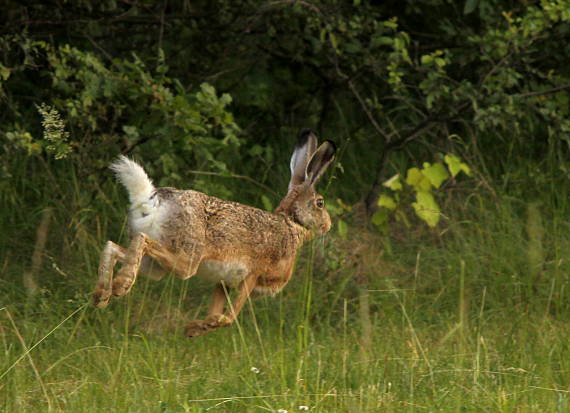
{"left": 186, "top": 170, "right": 279, "bottom": 197}
{"left": 518, "top": 84, "right": 570, "bottom": 98}
{"left": 363, "top": 119, "right": 436, "bottom": 217}
{"left": 332, "top": 54, "right": 391, "bottom": 142}
{"left": 363, "top": 101, "right": 471, "bottom": 217}
{"left": 346, "top": 79, "right": 391, "bottom": 142}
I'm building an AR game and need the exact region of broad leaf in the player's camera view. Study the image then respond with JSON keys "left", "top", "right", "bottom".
{"left": 406, "top": 167, "right": 432, "bottom": 192}
{"left": 383, "top": 173, "right": 403, "bottom": 191}
{"left": 422, "top": 162, "right": 449, "bottom": 188}
{"left": 378, "top": 194, "right": 397, "bottom": 210}
{"left": 412, "top": 191, "right": 441, "bottom": 227}
{"left": 444, "top": 154, "right": 472, "bottom": 177}
{"left": 371, "top": 209, "right": 389, "bottom": 232}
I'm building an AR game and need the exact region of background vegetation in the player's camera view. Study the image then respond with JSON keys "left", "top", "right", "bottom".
{"left": 2, "top": 0, "right": 570, "bottom": 411}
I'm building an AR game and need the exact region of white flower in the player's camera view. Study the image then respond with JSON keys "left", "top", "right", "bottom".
{"left": 298, "top": 406, "right": 310, "bottom": 411}
{"left": 250, "top": 366, "right": 260, "bottom": 374}
{"left": 277, "top": 409, "right": 288, "bottom": 413}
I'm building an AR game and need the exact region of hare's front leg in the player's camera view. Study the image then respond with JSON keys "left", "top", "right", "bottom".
{"left": 93, "top": 241, "right": 127, "bottom": 308}
{"left": 112, "top": 232, "right": 203, "bottom": 298}
{"left": 185, "top": 274, "right": 257, "bottom": 337}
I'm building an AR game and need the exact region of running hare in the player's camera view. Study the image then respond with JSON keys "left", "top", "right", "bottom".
{"left": 93, "top": 129, "right": 336, "bottom": 337}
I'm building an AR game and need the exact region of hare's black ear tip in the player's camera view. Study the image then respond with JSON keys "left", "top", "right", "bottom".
{"left": 324, "top": 139, "right": 337, "bottom": 153}
{"left": 296, "top": 128, "right": 318, "bottom": 148}
{"left": 299, "top": 128, "right": 317, "bottom": 142}
{"left": 300, "top": 128, "right": 316, "bottom": 138}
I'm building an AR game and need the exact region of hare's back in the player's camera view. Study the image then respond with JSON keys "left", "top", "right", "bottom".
{"left": 202, "top": 196, "right": 299, "bottom": 254}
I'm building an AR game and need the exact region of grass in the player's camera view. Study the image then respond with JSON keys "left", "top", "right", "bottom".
{"left": 3, "top": 285, "right": 570, "bottom": 412}
{"left": 2, "top": 186, "right": 570, "bottom": 412}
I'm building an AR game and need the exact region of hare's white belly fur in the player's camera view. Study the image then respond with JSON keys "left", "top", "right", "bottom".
{"left": 195, "top": 260, "right": 249, "bottom": 287}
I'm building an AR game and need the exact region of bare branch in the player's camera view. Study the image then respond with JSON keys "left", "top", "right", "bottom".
{"left": 186, "top": 170, "right": 279, "bottom": 197}
{"left": 518, "top": 84, "right": 570, "bottom": 98}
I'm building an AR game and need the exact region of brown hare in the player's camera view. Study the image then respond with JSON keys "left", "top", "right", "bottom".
{"left": 93, "top": 129, "right": 336, "bottom": 337}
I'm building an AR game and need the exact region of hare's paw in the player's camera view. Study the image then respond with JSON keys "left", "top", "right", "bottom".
{"left": 92, "top": 285, "right": 111, "bottom": 308}
{"left": 204, "top": 314, "right": 232, "bottom": 327}
{"left": 185, "top": 319, "right": 209, "bottom": 337}
{"left": 185, "top": 314, "right": 231, "bottom": 337}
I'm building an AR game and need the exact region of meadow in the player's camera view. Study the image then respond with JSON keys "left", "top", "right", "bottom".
{"left": 3, "top": 1, "right": 570, "bottom": 412}
{"left": 2, "top": 192, "right": 570, "bottom": 413}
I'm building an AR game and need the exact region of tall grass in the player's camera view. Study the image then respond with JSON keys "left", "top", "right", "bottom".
{"left": 2, "top": 149, "right": 570, "bottom": 412}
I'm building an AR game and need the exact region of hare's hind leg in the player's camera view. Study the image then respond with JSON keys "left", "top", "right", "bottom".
{"left": 112, "top": 232, "right": 203, "bottom": 298}
{"left": 185, "top": 275, "right": 257, "bottom": 337}
{"left": 208, "top": 283, "right": 228, "bottom": 315}
{"left": 93, "top": 241, "right": 127, "bottom": 308}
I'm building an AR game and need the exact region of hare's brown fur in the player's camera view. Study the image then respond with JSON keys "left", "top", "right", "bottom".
{"left": 92, "top": 130, "right": 336, "bottom": 337}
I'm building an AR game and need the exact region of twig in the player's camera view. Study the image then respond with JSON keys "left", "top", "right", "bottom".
{"left": 363, "top": 119, "right": 435, "bottom": 216}
{"left": 258, "top": 0, "right": 323, "bottom": 15}
{"left": 158, "top": 0, "right": 166, "bottom": 54}
{"left": 363, "top": 101, "right": 471, "bottom": 217}
{"left": 346, "top": 79, "right": 391, "bottom": 142}
{"left": 187, "top": 170, "right": 279, "bottom": 197}
{"left": 331, "top": 54, "right": 391, "bottom": 142}
{"left": 518, "top": 84, "right": 570, "bottom": 98}
{"left": 84, "top": 33, "right": 115, "bottom": 64}
{"left": 117, "top": 0, "right": 153, "bottom": 8}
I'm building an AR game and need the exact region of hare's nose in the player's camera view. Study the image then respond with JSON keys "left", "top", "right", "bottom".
{"left": 320, "top": 221, "right": 331, "bottom": 234}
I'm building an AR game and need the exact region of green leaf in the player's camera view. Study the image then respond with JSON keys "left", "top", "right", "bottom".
{"left": 337, "top": 219, "right": 348, "bottom": 238}
{"left": 371, "top": 36, "right": 393, "bottom": 47}
{"left": 0, "top": 64, "right": 10, "bottom": 81}
{"left": 383, "top": 173, "right": 403, "bottom": 191}
{"left": 378, "top": 194, "right": 397, "bottom": 210}
{"left": 435, "top": 57, "right": 447, "bottom": 68}
{"left": 122, "top": 125, "right": 139, "bottom": 138}
{"left": 200, "top": 82, "right": 216, "bottom": 97}
{"left": 384, "top": 19, "right": 398, "bottom": 30}
{"left": 420, "top": 55, "right": 433, "bottom": 65}
{"left": 406, "top": 167, "right": 432, "bottom": 191}
{"left": 248, "top": 144, "right": 264, "bottom": 156}
{"left": 371, "top": 209, "right": 389, "bottom": 232}
{"left": 261, "top": 195, "right": 273, "bottom": 211}
{"left": 444, "top": 154, "right": 472, "bottom": 177}
{"left": 393, "top": 37, "right": 405, "bottom": 52}
{"left": 329, "top": 32, "right": 338, "bottom": 50}
{"left": 422, "top": 162, "right": 449, "bottom": 188}
{"left": 412, "top": 191, "right": 441, "bottom": 227}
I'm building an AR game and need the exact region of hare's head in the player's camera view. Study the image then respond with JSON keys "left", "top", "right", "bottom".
{"left": 276, "top": 129, "right": 336, "bottom": 235}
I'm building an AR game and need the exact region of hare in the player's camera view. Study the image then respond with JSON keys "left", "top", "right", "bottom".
{"left": 92, "top": 129, "right": 336, "bottom": 337}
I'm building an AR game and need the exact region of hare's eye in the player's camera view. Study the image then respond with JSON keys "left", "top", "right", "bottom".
{"left": 315, "top": 198, "right": 325, "bottom": 209}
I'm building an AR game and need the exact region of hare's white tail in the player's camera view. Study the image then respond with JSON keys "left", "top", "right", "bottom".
{"left": 110, "top": 155, "right": 155, "bottom": 205}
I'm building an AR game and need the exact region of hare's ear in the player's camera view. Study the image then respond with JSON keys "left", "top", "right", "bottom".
{"left": 305, "top": 140, "right": 336, "bottom": 187}
{"left": 289, "top": 129, "right": 318, "bottom": 190}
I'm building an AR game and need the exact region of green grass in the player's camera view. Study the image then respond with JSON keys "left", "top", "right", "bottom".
{"left": 2, "top": 194, "right": 570, "bottom": 412}
{"left": 3, "top": 288, "right": 570, "bottom": 412}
